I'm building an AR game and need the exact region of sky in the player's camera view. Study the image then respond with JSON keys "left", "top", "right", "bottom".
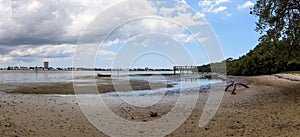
{"left": 0, "top": 0, "right": 259, "bottom": 68}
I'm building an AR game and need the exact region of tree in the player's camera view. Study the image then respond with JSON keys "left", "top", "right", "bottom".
{"left": 250, "top": 0, "right": 300, "bottom": 46}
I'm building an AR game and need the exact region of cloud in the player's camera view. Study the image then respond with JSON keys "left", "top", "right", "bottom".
{"left": 226, "top": 13, "right": 233, "bottom": 17}
{"left": 175, "top": 0, "right": 187, "bottom": 5}
{"left": 96, "top": 18, "right": 182, "bottom": 48}
{"left": 2, "top": 43, "right": 117, "bottom": 64}
{"left": 198, "top": 0, "right": 231, "bottom": 16}
{"left": 0, "top": 44, "right": 76, "bottom": 65}
{"left": 98, "top": 50, "right": 116, "bottom": 56}
{"left": 198, "top": 0, "right": 212, "bottom": 6}
{"left": 9, "top": 44, "right": 76, "bottom": 58}
{"left": 0, "top": 0, "right": 125, "bottom": 48}
{"left": 192, "top": 12, "right": 206, "bottom": 19}
{"left": 98, "top": 16, "right": 208, "bottom": 49}
{"left": 102, "top": 39, "right": 120, "bottom": 47}
{"left": 211, "top": 6, "right": 227, "bottom": 14}
{"left": 158, "top": 3, "right": 207, "bottom": 27}
{"left": 0, "top": 55, "right": 12, "bottom": 62}
{"left": 0, "top": 0, "right": 211, "bottom": 66}
{"left": 238, "top": 1, "right": 254, "bottom": 10}
{"left": 160, "top": 7, "right": 176, "bottom": 17}
{"left": 215, "top": 0, "right": 231, "bottom": 5}
{"left": 0, "top": 0, "right": 205, "bottom": 48}
{"left": 172, "top": 32, "right": 208, "bottom": 43}
{"left": 172, "top": 12, "right": 207, "bottom": 26}
{"left": 97, "top": 3, "right": 208, "bottom": 47}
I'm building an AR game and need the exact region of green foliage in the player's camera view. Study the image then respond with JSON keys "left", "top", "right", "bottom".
{"left": 198, "top": 0, "right": 300, "bottom": 76}
{"left": 197, "top": 64, "right": 210, "bottom": 73}
{"left": 227, "top": 40, "right": 300, "bottom": 75}
{"left": 197, "top": 40, "right": 299, "bottom": 76}
{"left": 223, "top": 0, "right": 300, "bottom": 76}
{"left": 250, "top": 0, "right": 300, "bottom": 46}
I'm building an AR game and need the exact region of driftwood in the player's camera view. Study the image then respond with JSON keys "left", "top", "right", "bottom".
{"left": 225, "top": 81, "right": 249, "bottom": 95}
{"left": 150, "top": 112, "right": 158, "bottom": 117}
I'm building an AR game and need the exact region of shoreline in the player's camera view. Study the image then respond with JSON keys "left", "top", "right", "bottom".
{"left": 0, "top": 74, "right": 299, "bottom": 136}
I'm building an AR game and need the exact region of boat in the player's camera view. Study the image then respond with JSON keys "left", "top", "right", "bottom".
{"left": 97, "top": 74, "right": 111, "bottom": 77}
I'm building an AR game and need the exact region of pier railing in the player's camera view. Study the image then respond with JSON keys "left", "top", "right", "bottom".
{"left": 173, "top": 66, "right": 198, "bottom": 75}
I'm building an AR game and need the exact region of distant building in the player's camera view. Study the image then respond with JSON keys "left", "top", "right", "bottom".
{"left": 43, "top": 61, "right": 49, "bottom": 70}
{"left": 20, "top": 66, "right": 28, "bottom": 70}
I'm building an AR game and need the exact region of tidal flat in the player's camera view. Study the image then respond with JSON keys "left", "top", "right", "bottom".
{"left": 4, "top": 78, "right": 174, "bottom": 94}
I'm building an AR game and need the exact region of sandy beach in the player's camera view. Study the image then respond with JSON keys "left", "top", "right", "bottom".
{"left": 1, "top": 74, "right": 300, "bottom": 137}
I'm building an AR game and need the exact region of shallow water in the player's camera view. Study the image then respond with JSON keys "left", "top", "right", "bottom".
{"left": 0, "top": 70, "right": 223, "bottom": 95}
{"left": 0, "top": 70, "right": 175, "bottom": 83}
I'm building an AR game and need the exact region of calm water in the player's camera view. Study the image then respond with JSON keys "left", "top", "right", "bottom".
{"left": 0, "top": 70, "right": 175, "bottom": 83}
{"left": 0, "top": 70, "right": 78, "bottom": 84}
{"left": 0, "top": 70, "right": 223, "bottom": 95}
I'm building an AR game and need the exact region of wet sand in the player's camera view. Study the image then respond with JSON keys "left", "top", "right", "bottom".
{"left": 2, "top": 78, "right": 174, "bottom": 94}
{"left": 0, "top": 74, "right": 300, "bottom": 136}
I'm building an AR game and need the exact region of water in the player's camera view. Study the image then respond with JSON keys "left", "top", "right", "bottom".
{"left": 0, "top": 70, "right": 75, "bottom": 84}
{"left": 0, "top": 70, "right": 223, "bottom": 95}
{"left": 0, "top": 70, "right": 176, "bottom": 83}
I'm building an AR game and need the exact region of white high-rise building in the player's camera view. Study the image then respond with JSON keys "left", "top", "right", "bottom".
{"left": 43, "top": 61, "right": 49, "bottom": 70}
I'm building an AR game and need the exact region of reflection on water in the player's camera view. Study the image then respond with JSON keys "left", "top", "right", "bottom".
{"left": 0, "top": 70, "right": 74, "bottom": 84}
{"left": 106, "top": 74, "right": 223, "bottom": 96}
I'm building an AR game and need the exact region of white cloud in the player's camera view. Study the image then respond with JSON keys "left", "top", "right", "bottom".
{"left": 175, "top": 0, "right": 187, "bottom": 4}
{"left": 172, "top": 32, "right": 208, "bottom": 43}
{"left": 0, "top": 44, "right": 77, "bottom": 65}
{"left": 226, "top": 12, "right": 233, "bottom": 17}
{"left": 215, "top": 0, "right": 231, "bottom": 5}
{"left": 9, "top": 44, "right": 76, "bottom": 58}
{"left": 98, "top": 50, "right": 116, "bottom": 56}
{"left": 103, "top": 4, "right": 208, "bottom": 47}
{"left": 160, "top": 7, "right": 175, "bottom": 17}
{"left": 193, "top": 12, "right": 206, "bottom": 19}
{"left": 62, "top": 0, "right": 127, "bottom": 39}
{"left": 0, "top": 0, "right": 205, "bottom": 48}
{"left": 212, "top": 6, "right": 227, "bottom": 14}
{"left": 0, "top": 55, "right": 12, "bottom": 62}
{"left": 198, "top": 0, "right": 231, "bottom": 16}
{"left": 184, "top": 32, "right": 207, "bottom": 43}
{"left": 238, "top": 1, "right": 254, "bottom": 10}
{"left": 0, "top": 0, "right": 212, "bottom": 66}
{"left": 199, "top": 0, "right": 212, "bottom": 6}
{"left": 158, "top": 4, "right": 206, "bottom": 27}
{"left": 27, "top": 1, "right": 41, "bottom": 12}
{"left": 172, "top": 12, "right": 206, "bottom": 27}
{"left": 102, "top": 39, "right": 120, "bottom": 47}
{"left": 0, "top": 0, "right": 127, "bottom": 46}
{"left": 1, "top": 43, "right": 116, "bottom": 63}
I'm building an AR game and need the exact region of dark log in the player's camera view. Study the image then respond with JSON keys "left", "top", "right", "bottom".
{"left": 97, "top": 74, "right": 111, "bottom": 77}
{"left": 237, "top": 83, "right": 249, "bottom": 88}
{"left": 225, "top": 83, "right": 233, "bottom": 91}
{"left": 225, "top": 81, "right": 249, "bottom": 95}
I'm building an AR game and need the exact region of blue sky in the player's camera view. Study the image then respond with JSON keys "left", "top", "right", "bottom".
{"left": 0, "top": 0, "right": 259, "bottom": 69}
{"left": 186, "top": 0, "right": 259, "bottom": 59}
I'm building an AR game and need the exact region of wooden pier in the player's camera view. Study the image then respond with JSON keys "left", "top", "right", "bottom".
{"left": 173, "top": 66, "right": 198, "bottom": 75}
